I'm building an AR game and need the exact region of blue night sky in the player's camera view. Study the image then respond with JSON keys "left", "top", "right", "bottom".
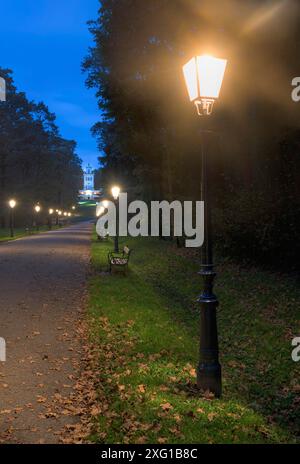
{"left": 0, "top": 0, "right": 101, "bottom": 169}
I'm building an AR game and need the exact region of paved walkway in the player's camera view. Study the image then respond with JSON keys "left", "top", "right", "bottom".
{"left": 0, "top": 222, "right": 92, "bottom": 443}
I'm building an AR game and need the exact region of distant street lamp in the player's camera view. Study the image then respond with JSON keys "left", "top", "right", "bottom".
{"left": 111, "top": 187, "right": 120, "bottom": 201}
{"left": 55, "top": 210, "right": 59, "bottom": 226}
{"left": 58, "top": 210, "right": 62, "bottom": 227}
{"left": 48, "top": 208, "right": 54, "bottom": 230}
{"left": 72, "top": 206, "right": 76, "bottom": 211}
{"left": 34, "top": 204, "right": 41, "bottom": 231}
{"left": 8, "top": 199, "right": 16, "bottom": 238}
{"left": 111, "top": 186, "right": 120, "bottom": 253}
{"left": 183, "top": 54, "right": 227, "bottom": 398}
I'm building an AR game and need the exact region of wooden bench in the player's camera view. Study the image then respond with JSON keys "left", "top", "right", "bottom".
{"left": 108, "top": 246, "right": 132, "bottom": 274}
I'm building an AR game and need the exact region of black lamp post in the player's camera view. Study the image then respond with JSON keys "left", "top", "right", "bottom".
{"left": 9, "top": 199, "right": 16, "bottom": 238}
{"left": 183, "top": 54, "right": 227, "bottom": 397}
{"left": 111, "top": 186, "right": 120, "bottom": 253}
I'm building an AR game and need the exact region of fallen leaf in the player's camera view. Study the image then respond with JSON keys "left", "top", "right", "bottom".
{"left": 160, "top": 402, "right": 173, "bottom": 411}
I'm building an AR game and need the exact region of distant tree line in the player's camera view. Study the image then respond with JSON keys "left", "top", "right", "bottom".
{"left": 84, "top": 0, "right": 300, "bottom": 270}
{"left": 0, "top": 68, "right": 82, "bottom": 228}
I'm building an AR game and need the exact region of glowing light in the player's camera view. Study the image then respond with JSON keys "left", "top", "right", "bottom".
{"left": 111, "top": 186, "right": 120, "bottom": 200}
{"left": 58, "top": 211, "right": 62, "bottom": 216}
{"left": 49, "top": 208, "right": 54, "bottom": 215}
{"left": 183, "top": 54, "right": 227, "bottom": 115}
{"left": 68, "top": 213, "right": 71, "bottom": 217}
{"left": 96, "top": 205, "right": 105, "bottom": 217}
{"left": 243, "top": 1, "right": 287, "bottom": 35}
{"left": 35, "top": 205, "right": 41, "bottom": 213}
{"left": 63, "top": 212, "right": 67, "bottom": 217}
{"left": 102, "top": 200, "right": 109, "bottom": 208}
{"left": 72, "top": 206, "right": 76, "bottom": 210}
{"left": 9, "top": 199, "right": 16, "bottom": 209}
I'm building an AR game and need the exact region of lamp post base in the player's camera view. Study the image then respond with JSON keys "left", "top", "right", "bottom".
{"left": 197, "top": 361, "right": 222, "bottom": 398}
{"left": 197, "top": 269, "right": 222, "bottom": 398}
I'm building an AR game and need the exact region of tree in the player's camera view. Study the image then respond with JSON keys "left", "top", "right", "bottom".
{"left": 0, "top": 68, "right": 82, "bottom": 227}
{"left": 84, "top": 0, "right": 300, "bottom": 269}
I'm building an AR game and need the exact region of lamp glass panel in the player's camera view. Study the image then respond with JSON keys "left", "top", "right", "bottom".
{"left": 183, "top": 57, "right": 198, "bottom": 101}
{"left": 197, "top": 55, "right": 227, "bottom": 99}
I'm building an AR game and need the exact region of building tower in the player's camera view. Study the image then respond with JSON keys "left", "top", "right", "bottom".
{"left": 83, "top": 164, "right": 95, "bottom": 191}
{"left": 78, "top": 164, "right": 102, "bottom": 201}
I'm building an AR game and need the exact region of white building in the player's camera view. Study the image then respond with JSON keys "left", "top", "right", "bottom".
{"left": 84, "top": 164, "right": 94, "bottom": 191}
{"left": 0, "top": 77, "right": 6, "bottom": 102}
{"left": 78, "top": 164, "right": 102, "bottom": 201}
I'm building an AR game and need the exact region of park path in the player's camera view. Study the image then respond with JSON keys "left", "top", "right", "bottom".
{"left": 0, "top": 222, "right": 92, "bottom": 444}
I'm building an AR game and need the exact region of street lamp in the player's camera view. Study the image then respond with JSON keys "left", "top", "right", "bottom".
{"left": 48, "top": 208, "right": 54, "bottom": 230}
{"left": 111, "top": 186, "right": 120, "bottom": 201}
{"left": 183, "top": 54, "right": 227, "bottom": 116}
{"left": 111, "top": 186, "right": 120, "bottom": 252}
{"left": 58, "top": 210, "right": 62, "bottom": 227}
{"left": 8, "top": 199, "right": 16, "bottom": 238}
{"left": 183, "top": 54, "right": 227, "bottom": 398}
{"left": 102, "top": 200, "right": 109, "bottom": 209}
{"left": 34, "top": 204, "right": 41, "bottom": 231}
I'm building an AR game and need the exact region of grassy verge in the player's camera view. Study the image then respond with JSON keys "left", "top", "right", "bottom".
{"left": 0, "top": 224, "right": 70, "bottom": 242}
{"left": 88, "top": 234, "right": 300, "bottom": 444}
